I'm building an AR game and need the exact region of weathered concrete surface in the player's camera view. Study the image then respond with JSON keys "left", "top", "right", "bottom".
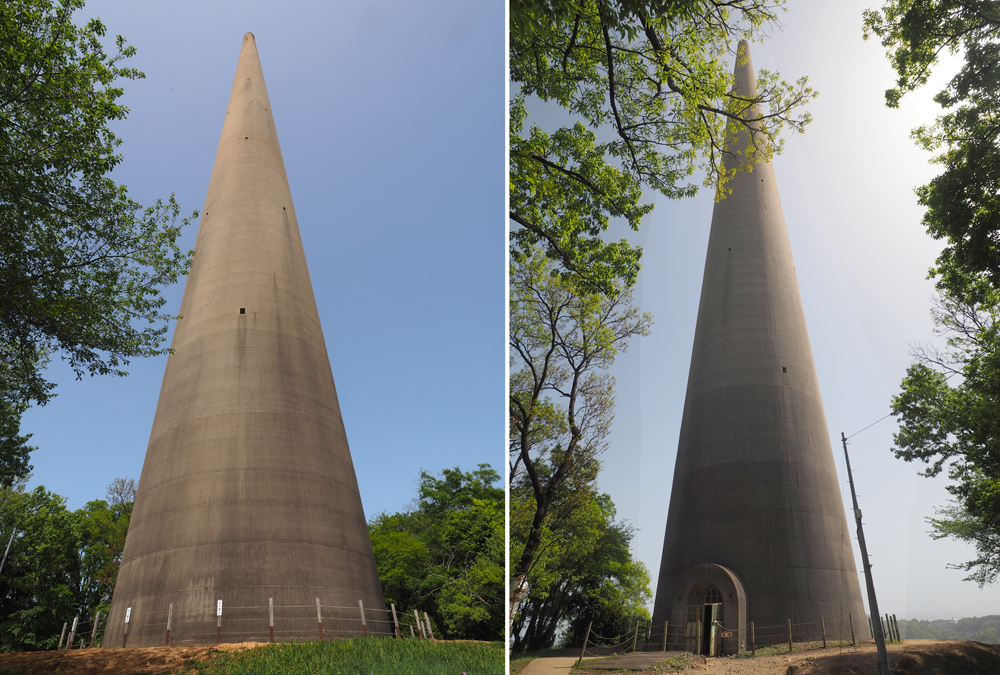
{"left": 103, "top": 33, "right": 387, "bottom": 646}
{"left": 651, "top": 42, "right": 867, "bottom": 644}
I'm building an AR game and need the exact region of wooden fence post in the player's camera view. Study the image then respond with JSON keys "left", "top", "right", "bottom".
{"left": 849, "top": 613, "right": 856, "bottom": 646}
{"left": 66, "top": 615, "right": 78, "bottom": 650}
{"left": 576, "top": 619, "right": 592, "bottom": 667}
{"left": 58, "top": 622, "right": 67, "bottom": 650}
{"left": 662, "top": 621, "right": 668, "bottom": 651}
{"left": 423, "top": 611, "right": 434, "bottom": 640}
{"left": 867, "top": 616, "right": 873, "bottom": 639}
{"left": 391, "top": 603, "right": 400, "bottom": 638}
{"left": 316, "top": 598, "right": 324, "bottom": 640}
{"left": 750, "top": 622, "right": 756, "bottom": 656}
{"left": 787, "top": 619, "right": 793, "bottom": 653}
{"left": 359, "top": 600, "right": 368, "bottom": 637}
{"left": 216, "top": 599, "right": 222, "bottom": 644}
{"left": 409, "top": 625, "right": 415, "bottom": 637}
{"left": 122, "top": 607, "right": 131, "bottom": 648}
{"left": 631, "top": 619, "right": 639, "bottom": 653}
{"left": 89, "top": 610, "right": 101, "bottom": 648}
{"left": 893, "top": 614, "right": 901, "bottom": 643}
{"left": 821, "top": 616, "right": 826, "bottom": 648}
{"left": 414, "top": 610, "right": 423, "bottom": 638}
{"left": 166, "top": 603, "right": 173, "bottom": 646}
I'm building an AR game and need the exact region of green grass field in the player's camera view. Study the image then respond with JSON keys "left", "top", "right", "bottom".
{"left": 187, "top": 638, "right": 503, "bottom": 675}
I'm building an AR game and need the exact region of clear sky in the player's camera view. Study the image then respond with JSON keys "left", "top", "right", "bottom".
{"left": 578, "top": 2, "right": 1000, "bottom": 621}
{"left": 21, "top": 1, "right": 503, "bottom": 521}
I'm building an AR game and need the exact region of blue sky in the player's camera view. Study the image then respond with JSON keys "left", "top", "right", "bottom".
{"left": 21, "top": 0, "right": 504, "bottom": 519}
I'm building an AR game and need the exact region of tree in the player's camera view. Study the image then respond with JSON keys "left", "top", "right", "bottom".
{"left": 368, "top": 465, "right": 503, "bottom": 641}
{"left": 510, "top": 485, "right": 651, "bottom": 652}
{"left": 0, "top": 477, "right": 135, "bottom": 651}
{"left": 0, "top": 0, "right": 196, "bottom": 467}
{"left": 510, "top": 0, "right": 815, "bottom": 293}
{"left": 509, "top": 248, "right": 652, "bottom": 623}
{"left": 890, "top": 287, "right": 1000, "bottom": 585}
{"left": 0, "top": 486, "right": 80, "bottom": 651}
{"left": 76, "top": 477, "right": 135, "bottom": 612}
{"left": 864, "top": 1, "right": 1000, "bottom": 585}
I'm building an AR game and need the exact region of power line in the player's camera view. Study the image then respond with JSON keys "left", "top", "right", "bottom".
{"left": 845, "top": 412, "right": 893, "bottom": 441}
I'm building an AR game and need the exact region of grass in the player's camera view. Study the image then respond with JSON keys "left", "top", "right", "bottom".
{"left": 509, "top": 656, "right": 534, "bottom": 674}
{"left": 186, "top": 638, "right": 503, "bottom": 675}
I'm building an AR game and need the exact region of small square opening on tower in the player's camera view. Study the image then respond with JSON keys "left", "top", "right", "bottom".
{"left": 782, "top": 366, "right": 787, "bottom": 373}
{"left": 240, "top": 308, "right": 245, "bottom": 314}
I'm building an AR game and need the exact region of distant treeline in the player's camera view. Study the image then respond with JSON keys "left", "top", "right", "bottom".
{"left": 898, "top": 616, "right": 1000, "bottom": 644}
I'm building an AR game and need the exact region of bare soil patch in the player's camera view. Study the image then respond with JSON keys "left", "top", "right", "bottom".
{"left": 0, "top": 643, "right": 263, "bottom": 675}
{"left": 574, "top": 640, "right": 1000, "bottom": 675}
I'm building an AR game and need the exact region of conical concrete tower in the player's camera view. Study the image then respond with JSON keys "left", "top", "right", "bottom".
{"left": 103, "top": 33, "right": 387, "bottom": 646}
{"left": 651, "top": 42, "right": 867, "bottom": 654}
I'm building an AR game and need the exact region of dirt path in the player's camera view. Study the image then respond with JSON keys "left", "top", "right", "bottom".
{"left": 574, "top": 640, "right": 1000, "bottom": 675}
{"left": 0, "top": 642, "right": 263, "bottom": 675}
{"left": 519, "top": 656, "right": 586, "bottom": 674}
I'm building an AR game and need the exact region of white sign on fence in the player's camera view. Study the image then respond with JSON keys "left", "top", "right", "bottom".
{"left": 217, "top": 600, "right": 223, "bottom": 616}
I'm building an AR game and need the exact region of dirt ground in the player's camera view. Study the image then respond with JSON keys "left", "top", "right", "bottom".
{"left": 0, "top": 642, "right": 266, "bottom": 675}
{"left": 574, "top": 640, "right": 1000, "bottom": 675}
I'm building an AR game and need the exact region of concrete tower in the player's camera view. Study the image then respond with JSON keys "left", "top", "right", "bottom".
{"left": 651, "top": 42, "right": 867, "bottom": 655}
{"left": 103, "top": 34, "right": 387, "bottom": 646}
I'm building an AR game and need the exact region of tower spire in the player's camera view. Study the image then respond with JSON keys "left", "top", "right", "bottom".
{"left": 103, "top": 33, "right": 387, "bottom": 646}
{"left": 651, "top": 42, "right": 867, "bottom": 653}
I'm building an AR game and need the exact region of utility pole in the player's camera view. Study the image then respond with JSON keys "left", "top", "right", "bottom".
{"left": 842, "top": 432, "right": 890, "bottom": 675}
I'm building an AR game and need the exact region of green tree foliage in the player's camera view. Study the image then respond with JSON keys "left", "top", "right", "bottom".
{"left": 368, "top": 465, "right": 503, "bottom": 641}
{"left": 509, "top": 248, "right": 652, "bottom": 624}
{"left": 898, "top": 614, "right": 1000, "bottom": 643}
{"left": 510, "top": 484, "right": 650, "bottom": 652}
{"left": 890, "top": 288, "right": 1000, "bottom": 585}
{"left": 0, "top": 477, "right": 134, "bottom": 651}
{"left": 0, "top": 401, "right": 35, "bottom": 489}
{"left": 510, "top": 0, "right": 814, "bottom": 293}
{"left": 0, "top": 0, "right": 196, "bottom": 471}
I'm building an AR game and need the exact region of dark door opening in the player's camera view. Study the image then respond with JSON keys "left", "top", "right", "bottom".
{"left": 701, "top": 604, "right": 713, "bottom": 655}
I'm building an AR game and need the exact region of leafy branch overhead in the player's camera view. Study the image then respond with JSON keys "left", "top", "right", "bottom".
{"left": 510, "top": 0, "right": 815, "bottom": 293}
{"left": 0, "top": 0, "right": 197, "bottom": 454}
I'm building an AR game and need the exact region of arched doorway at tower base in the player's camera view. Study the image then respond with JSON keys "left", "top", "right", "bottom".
{"left": 675, "top": 563, "right": 747, "bottom": 656}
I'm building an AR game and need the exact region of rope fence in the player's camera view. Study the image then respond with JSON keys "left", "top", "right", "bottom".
{"left": 53, "top": 598, "right": 438, "bottom": 649}
{"left": 575, "top": 611, "right": 906, "bottom": 662}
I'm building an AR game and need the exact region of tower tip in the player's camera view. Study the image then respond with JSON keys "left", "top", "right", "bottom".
{"left": 244, "top": 32, "right": 255, "bottom": 41}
